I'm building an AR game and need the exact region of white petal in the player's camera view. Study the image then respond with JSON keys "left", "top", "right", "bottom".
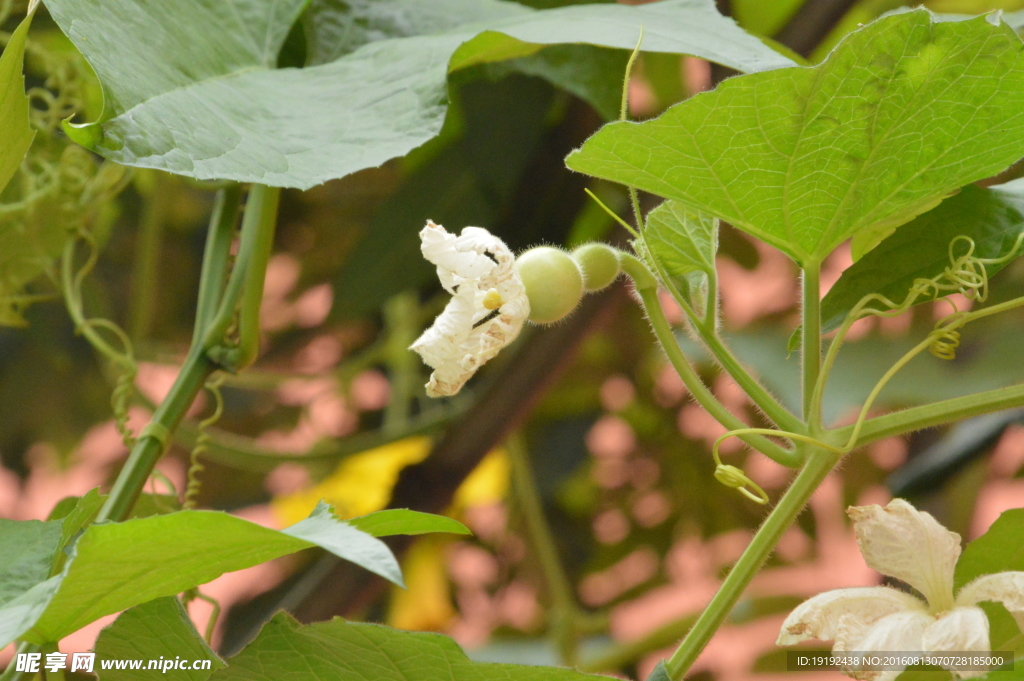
{"left": 838, "top": 610, "right": 933, "bottom": 681}
{"left": 957, "top": 571, "right": 1024, "bottom": 636}
{"left": 849, "top": 499, "right": 960, "bottom": 611}
{"left": 411, "top": 222, "right": 529, "bottom": 397}
{"left": 778, "top": 586, "right": 926, "bottom": 645}
{"left": 922, "top": 605, "right": 988, "bottom": 652}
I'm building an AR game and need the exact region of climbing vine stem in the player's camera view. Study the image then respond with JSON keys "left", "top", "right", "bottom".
{"left": 95, "top": 183, "right": 280, "bottom": 523}
{"left": 662, "top": 446, "right": 840, "bottom": 679}
{"left": 801, "top": 262, "right": 822, "bottom": 429}
{"left": 630, "top": 262, "right": 800, "bottom": 468}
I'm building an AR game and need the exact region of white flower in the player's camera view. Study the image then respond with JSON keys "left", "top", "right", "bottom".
{"left": 410, "top": 220, "right": 529, "bottom": 397}
{"left": 778, "top": 498, "right": 1024, "bottom": 681}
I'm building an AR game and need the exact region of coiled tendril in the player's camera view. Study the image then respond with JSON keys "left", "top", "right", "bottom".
{"left": 851, "top": 234, "right": 1024, "bottom": 361}
{"left": 710, "top": 233, "right": 1024, "bottom": 502}
{"left": 183, "top": 374, "right": 226, "bottom": 510}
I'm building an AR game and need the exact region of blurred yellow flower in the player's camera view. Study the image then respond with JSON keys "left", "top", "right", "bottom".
{"left": 273, "top": 436, "right": 511, "bottom": 632}
{"left": 273, "top": 436, "right": 509, "bottom": 527}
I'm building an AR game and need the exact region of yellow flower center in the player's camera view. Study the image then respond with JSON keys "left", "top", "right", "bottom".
{"left": 482, "top": 289, "right": 504, "bottom": 310}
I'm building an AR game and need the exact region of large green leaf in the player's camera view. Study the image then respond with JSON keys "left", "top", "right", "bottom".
{"left": 94, "top": 597, "right": 224, "bottom": 681}
{"left": 566, "top": 11, "right": 1024, "bottom": 266}
{"left": 476, "top": 43, "right": 628, "bottom": 122}
{"left": 209, "top": 611, "right": 613, "bottom": 681}
{"left": 0, "top": 8, "right": 35, "bottom": 195}
{"left": 644, "top": 200, "right": 718, "bottom": 310}
{"left": 46, "top": 0, "right": 792, "bottom": 189}
{"left": 955, "top": 508, "right": 1024, "bottom": 590}
{"left": 820, "top": 180, "right": 1024, "bottom": 332}
{"left": 7, "top": 503, "right": 401, "bottom": 646}
{"left": 0, "top": 519, "right": 61, "bottom": 607}
{"left": 296, "top": 0, "right": 793, "bottom": 74}
{"left": 302, "top": 0, "right": 527, "bottom": 65}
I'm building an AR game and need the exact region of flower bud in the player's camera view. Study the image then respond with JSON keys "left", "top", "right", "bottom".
{"left": 571, "top": 243, "right": 621, "bottom": 292}
{"left": 515, "top": 246, "right": 584, "bottom": 324}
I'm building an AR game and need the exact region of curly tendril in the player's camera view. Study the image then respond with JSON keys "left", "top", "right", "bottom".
{"left": 183, "top": 374, "right": 226, "bottom": 510}
{"left": 62, "top": 232, "right": 140, "bottom": 447}
{"left": 710, "top": 234, "right": 1024, "bottom": 502}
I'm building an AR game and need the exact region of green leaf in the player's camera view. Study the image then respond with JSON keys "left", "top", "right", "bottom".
{"left": 209, "top": 612, "right": 613, "bottom": 681}
{"left": 981, "top": 601, "right": 1023, "bottom": 658}
{"left": 52, "top": 489, "right": 105, "bottom": 544}
{"left": 129, "top": 493, "right": 182, "bottom": 518}
{"left": 449, "top": 1, "right": 793, "bottom": 74}
{"left": 644, "top": 200, "right": 718, "bottom": 310}
{"left": 476, "top": 43, "right": 628, "bottom": 121}
{"left": 645, "top": 661, "right": 672, "bottom": 681}
{"left": 0, "top": 519, "right": 61, "bottom": 608}
{"left": 94, "top": 597, "right": 223, "bottom": 681}
{"left": 302, "top": 0, "right": 527, "bottom": 66}
{"left": 0, "top": 577, "right": 61, "bottom": 650}
{"left": 46, "top": 0, "right": 791, "bottom": 189}
{"left": 280, "top": 501, "right": 404, "bottom": 586}
{"left": 329, "top": 73, "right": 559, "bottom": 320}
{"left": 347, "top": 509, "right": 471, "bottom": 537}
{"left": 5, "top": 505, "right": 400, "bottom": 646}
{"left": 955, "top": 508, "right": 1024, "bottom": 590}
{"left": 49, "top": 488, "right": 106, "bottom": 574}
{"left": 0, "top": 8, "right": 36, "bottom": 195}
{"left": 566, "top": 11, "right": 1024, "bottom": 266}
{"left": 820, "top": 181, "right": 1024, "bottom": 333}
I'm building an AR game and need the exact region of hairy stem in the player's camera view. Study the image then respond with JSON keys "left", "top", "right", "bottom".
{"left": 635, "top": 246, "right": 801, "bottom": 433}
{"left": 832, "top": 382, "right": 1024, "bottom": 448}
{"left": 633, "top": 272, "right": 799, "bottom": 467}
{"left": 698, "top": 329, "right": 803, "bottom": 433}
{"left": 663, "top": 447, "right": 840, "bottom": 679}
{"left": 801, "top": 262, "right": 822, "bottom": 429}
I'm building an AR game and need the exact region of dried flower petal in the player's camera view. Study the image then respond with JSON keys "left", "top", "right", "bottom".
{"left": 410, "top": 221, "right": 529, "bottom": 397}
{"left": 840, "top": 610, "right": 934, "bottom": 681}
{"left": 849, "top": 499, "right": 960, "bottom": 611}
{"left": 922, "top": 606, "right": 988, "bottom": 661}
{"left": 777, "top": 586, "right": 925, "bottom": 646}
{"left": 956, "top": 571, "right": 1024, "bottom": 634}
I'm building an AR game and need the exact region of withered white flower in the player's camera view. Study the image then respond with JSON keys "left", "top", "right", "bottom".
{"left": 410, "top": 220, "right": 529, "bottom": 397}
{"left": 778, "top": 498, "right": 1024, "bottom": 681}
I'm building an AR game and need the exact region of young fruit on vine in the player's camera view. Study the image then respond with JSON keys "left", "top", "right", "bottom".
{"left": 515, "top": 246, "right": 584, "bottom": 324}
{"left": 571, "top": 242, "right": 621, "bottom": 292}
{"left": 411, "top": 220, "right": 630, "bottom": 396}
